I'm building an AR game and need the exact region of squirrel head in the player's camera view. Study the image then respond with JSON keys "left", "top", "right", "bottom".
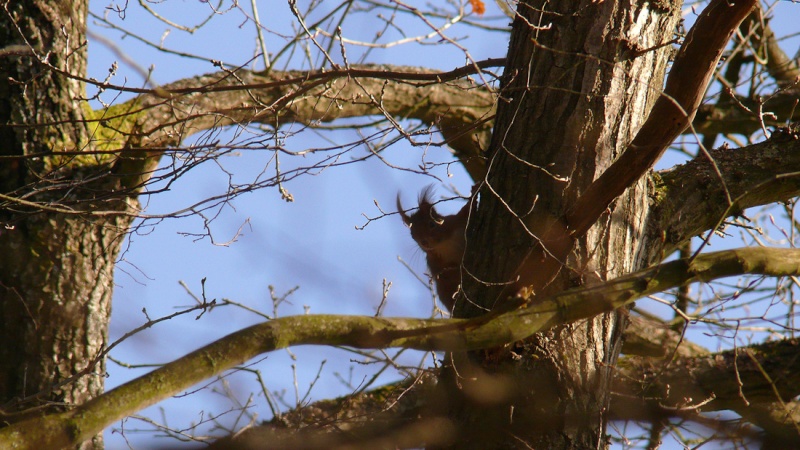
{"left": 397, "top": 186, "right": 449, "bottom": 251}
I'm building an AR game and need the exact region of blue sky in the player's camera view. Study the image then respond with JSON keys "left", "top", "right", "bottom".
{"left": 82, "top": 1, "right": 800, "bottom": 448}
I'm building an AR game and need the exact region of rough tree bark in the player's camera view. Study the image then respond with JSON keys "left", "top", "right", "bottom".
{"left": 0, "top": 2, "right": 135, "bottom": 448}
{"left": 441, "top": 0, "right": 680, "bottom": 447}
{"left": 3, "top": 0, "right": 796, "bottom": 448}
{"left": 0, "top": 2, "right": 497, "bottom": 448}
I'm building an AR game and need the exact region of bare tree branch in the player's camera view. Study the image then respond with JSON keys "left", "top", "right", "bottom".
{"left": 95, "top": 61, "right": 502, "bottom": 186}
{"left": 567, "top": 0, "right": 757, "bottom": 236}
{"left": 617, "top": 340, "right": 800, "bottom": 411}
{"left": 693, "top": 93, "right": 799, "bottom": 137}
{"left": 4, "top": 246, "right": 800, "bottom": 449}
{"left": 215, "top": 337, "right": 800, "bottom": 449}
{"left": 490, "top": 0, "right": 757, "bottom": 302}
{"left": 216, "top": 321, "right": 795, "bottom": 450}
{"left": 744, "top": 8, "right": 800, "bottom": 89}
{"left": 621, "top": 315, "right": 708, "bottom": 359}
{"left": 644, "top": 125, "right": 800, "bottom": 262}
{"left": 614, "top": 339, "right": 800, "bottom": 445}
{"left": 692, "top": 5, "right": 800, "bottom": 139}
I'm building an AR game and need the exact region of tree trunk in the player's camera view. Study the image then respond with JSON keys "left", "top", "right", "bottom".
{"left": 0, "top": 2, "right": 128, "bottom": 448}
{"left": 447, "top": 0, "right": 682, "bottom": 447}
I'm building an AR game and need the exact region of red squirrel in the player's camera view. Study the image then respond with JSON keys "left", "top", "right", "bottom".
{"left": 397, "top": 186, "right": 474, "bottom": 311}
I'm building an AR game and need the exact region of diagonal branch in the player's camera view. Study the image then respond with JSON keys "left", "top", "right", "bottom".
{"left": 503, "top": 0, "right": 756, "bottom": 299}
{"left": 693, "top": 92, "right": 800, "bottom": 137}
{"left": 566, "top": 0, "right": 757, "bottom": 236}
{"left": 692, "top": 6, "right": 800, "bottom": 139}
{"left": 93, "top": 61, "right": 502, "bottom": 186}
{"left": 614, "top": 339, "right": 800, "bottom": 445}
{"left": 743, "top": 7, "right": 800, "bottom": 90}
{"left": 3, "top": 246, "right": 800, "bottom": 449}
{"left": 642, "top": 125, "right": 800, "bottom": 263}
{"left": 221, "top": 322, "right": 800, "bottom": 450}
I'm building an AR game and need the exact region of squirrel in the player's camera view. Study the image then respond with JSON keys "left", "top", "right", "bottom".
{"left": 397, "top": 186, "right": 474, "bottom": 311}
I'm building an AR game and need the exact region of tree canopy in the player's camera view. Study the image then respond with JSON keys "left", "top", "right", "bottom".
{"left": 1, "top": 0, "right": 800, "bottom": 449}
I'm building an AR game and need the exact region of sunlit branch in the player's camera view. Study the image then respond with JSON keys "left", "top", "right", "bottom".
{"left": 4, "top": 246, "right": 800, "bottom": 449}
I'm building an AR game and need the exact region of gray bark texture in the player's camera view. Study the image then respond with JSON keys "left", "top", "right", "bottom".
{"left": 442, "top": 0, "right": 679, "bottom": 447}
{"left": 0, "top": 1, "right": 133, "bottom": 448}
{"left": 4, "top": 0, "right": 800, "bottom": 448}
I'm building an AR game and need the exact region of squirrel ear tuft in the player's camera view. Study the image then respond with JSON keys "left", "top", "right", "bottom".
{"left": 419, "top": 184, "right": 436, "bottom": 206}
{"left": 396, "top": 193, "right": 412, "bottom": 226}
